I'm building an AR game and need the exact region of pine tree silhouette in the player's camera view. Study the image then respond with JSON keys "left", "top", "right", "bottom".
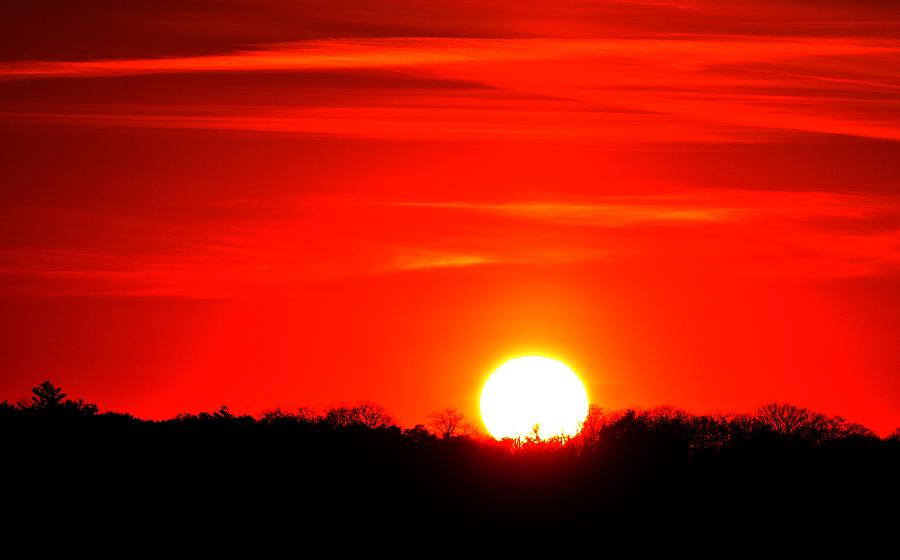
{"left": 30, "top": 380, "right": 66, "bottom": 410}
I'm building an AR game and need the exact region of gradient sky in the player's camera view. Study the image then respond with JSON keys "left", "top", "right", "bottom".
{"left": 1, "top": 1, "right": 898, "bottom": 432}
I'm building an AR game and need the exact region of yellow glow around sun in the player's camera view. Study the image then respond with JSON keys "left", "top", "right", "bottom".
{"left": 480, "top": 356, "right": 589, "bottom": 441}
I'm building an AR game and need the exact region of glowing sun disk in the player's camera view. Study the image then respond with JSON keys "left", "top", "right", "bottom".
{"left": 480, "top": 356, "right": 589, "bottom": 441}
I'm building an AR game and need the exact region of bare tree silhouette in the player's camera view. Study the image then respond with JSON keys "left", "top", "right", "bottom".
{"left": 427, "top": 407, "right": 473, "bottom": 439}
{"left": 755, "top": 402, "right": 873, "bottom": 443}
{"left": 325, "top": 401, "right": 393, "bottom": 429}
{"left": 259, "top": 406, "right": 318, "bottom": 424}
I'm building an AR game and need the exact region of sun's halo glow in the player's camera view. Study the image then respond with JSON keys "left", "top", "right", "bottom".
{"left": 480, "top": 356, "right": 589, "bottom": 441}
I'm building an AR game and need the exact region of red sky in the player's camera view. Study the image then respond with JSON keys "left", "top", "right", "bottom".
{"left": 1, "top": 1, "right": 898, "bottom": 432}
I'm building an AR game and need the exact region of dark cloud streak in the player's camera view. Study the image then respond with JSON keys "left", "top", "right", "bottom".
{"left": 3, "top": 1, "right": 899, "bottom": 62}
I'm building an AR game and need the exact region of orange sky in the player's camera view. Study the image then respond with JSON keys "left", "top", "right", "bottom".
{"left": 1, "top": 1, "right": 898, "bottom": 432}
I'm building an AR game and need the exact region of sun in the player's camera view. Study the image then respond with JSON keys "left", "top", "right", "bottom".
{"left": 480, "top": 356, "right": 589, "bottom": 441}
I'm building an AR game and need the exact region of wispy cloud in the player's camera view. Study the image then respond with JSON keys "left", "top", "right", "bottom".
{"left": 1, "top": 36, "right": 898, "bottom": 141}
{"left": 392, "top": 200, "right": 737, "bottom": 225}
{"left": 386, "top": 248, "right": 494, "bottom": 271}
{"left": 1, "top": 37, "right": 894, "bottom": 80}
{"left": 3, "top": 191, "right": 899, "bottom": 297}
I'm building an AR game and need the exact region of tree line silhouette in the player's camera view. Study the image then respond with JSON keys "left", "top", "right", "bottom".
{"left": 2, "top": 380, "right": 897, "bottom": 540}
